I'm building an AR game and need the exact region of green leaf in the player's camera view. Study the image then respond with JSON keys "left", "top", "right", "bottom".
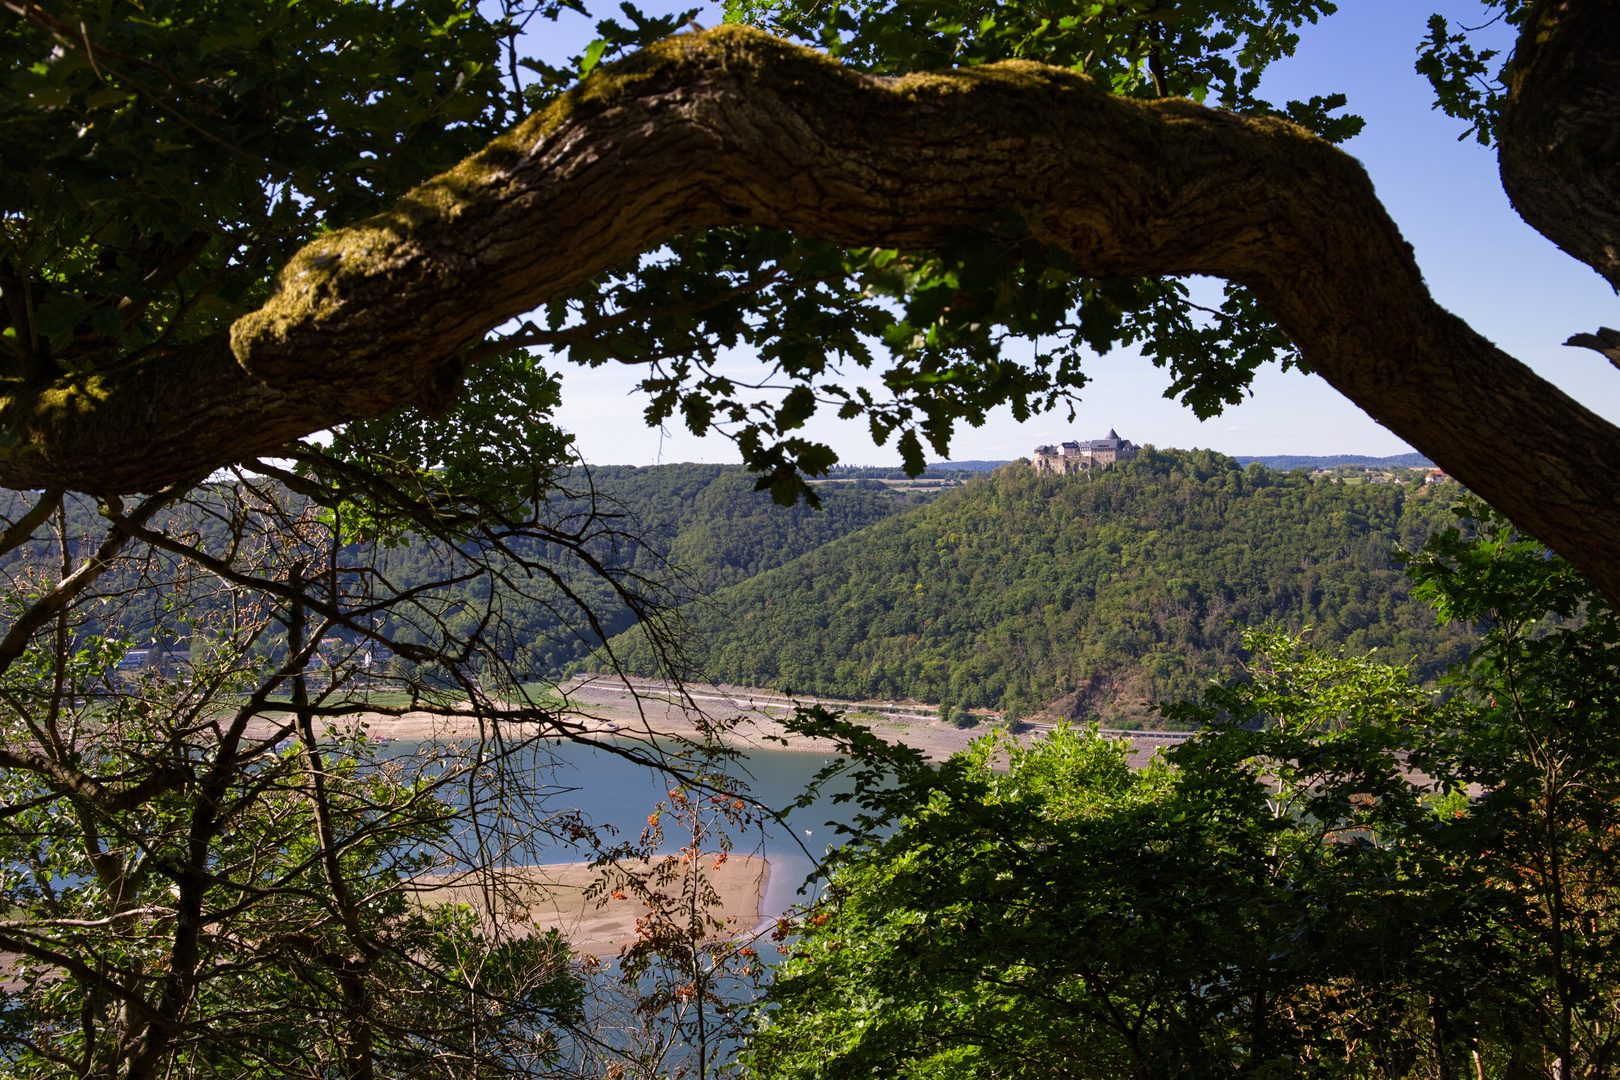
{"left": 776, "top": 385, "right": 817, "bottom": 431}
{"left": 578, "top": 38, "right": 609, "bottom": 73}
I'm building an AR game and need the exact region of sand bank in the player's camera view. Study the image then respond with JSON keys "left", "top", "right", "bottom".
{"left": 415, "top": 855, "right": 770, "bottom": 957}
{"left": 258, "top": 682, "right": 984, "bottom": 761}
{"left": 245, "top": 676, "right": 1179, "bottom": 767}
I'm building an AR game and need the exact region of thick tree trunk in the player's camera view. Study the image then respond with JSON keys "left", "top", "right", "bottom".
{"left": 1499, "top": 0, "right": 1620, "bottom": 290}
{"left": 0, "top": 25, "right": 1617, "bottom": 603}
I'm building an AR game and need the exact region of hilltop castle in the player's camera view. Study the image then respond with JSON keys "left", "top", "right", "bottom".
{"left": 1032, "top": 429, "right": 1140, "bottom": 475}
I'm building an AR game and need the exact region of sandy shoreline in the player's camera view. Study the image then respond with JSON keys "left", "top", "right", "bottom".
{"left": 416, "top": 854, "right": 771, "bottom": 956}
{"left": 0, "top": 855, "right": 769, "bottom": 990}
{"left": 259, "top": 675, "right": 1177, "bottom": 768}
{"left": 243, "top": 681, "right": 980, "bottom": 759}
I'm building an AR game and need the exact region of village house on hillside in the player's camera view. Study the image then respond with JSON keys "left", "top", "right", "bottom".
{"left": 1032, "top": 430, "right": 1140, "bottom": 475}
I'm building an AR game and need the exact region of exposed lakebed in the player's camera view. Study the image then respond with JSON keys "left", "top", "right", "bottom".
{"left": 386, "top": 735, "right": 866, "bottom": 951}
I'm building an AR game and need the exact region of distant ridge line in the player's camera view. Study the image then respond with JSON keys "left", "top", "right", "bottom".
{"left": 819, "top": 452, "right": 1436, "bottom": 475}
{"left": 921, "top": 453, "right": 1435, "bottom": 473}
{"left": 930, "top": 454, "right": 1437, "bottom": 473}
{"left": 610, "top": 454, "right": 1434, "bottom": 474}
{"left": 1234, "top": 453, "right": 1435, "bottom": 470}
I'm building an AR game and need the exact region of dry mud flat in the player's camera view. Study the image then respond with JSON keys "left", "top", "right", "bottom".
{"left": 0, "top": 856, "right": 769, "bottom": 993}
{"left": 245, "top": 684, "right": 984, "bottom": 760}
{"left": 553, "top": 677, "right": 977, "bottom": 759}
{"left": 415, "top": 855, "right": 771, "bottom": 957}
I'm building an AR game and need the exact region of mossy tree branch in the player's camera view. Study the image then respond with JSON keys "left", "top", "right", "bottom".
{"left": 0, "top": 24, "right": 1616, "bottom": 601}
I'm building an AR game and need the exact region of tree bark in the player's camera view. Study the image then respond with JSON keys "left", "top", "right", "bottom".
{"left": 1499, "top": 0, "right": 1620, "bottom": 290}
{"left": 0, "top": 25, "right": 1617, "bottom": 602}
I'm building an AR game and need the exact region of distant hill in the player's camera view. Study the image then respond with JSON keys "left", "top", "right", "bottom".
{"left": 558, "top": 465, "right": 920, "bottom": 592}
{"left": 823, "top": 466, "right": 982, "bottom": 481}
{"left": 0, "top": 466, "right": 925, "bottom": 676}
{"left": 1234, "top": 453, "right": 1435, "bottom": 471}
{"left": 924, "top": 453, "right": 1437, "bottom": 472}
{"left": 831, "top": 454, "right": 1435, "bottom": 475}
{"left": 595, "top": 451, "right": 1475, "bottom": 726}
{"left": 492, "top": 465, "right": 925, "bottom": 672}
{"left": 823, "top": 461, "right": 1014, "bottom": 478}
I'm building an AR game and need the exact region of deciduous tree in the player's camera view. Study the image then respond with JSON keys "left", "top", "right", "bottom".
{"left": 4, "top": 0, "right": 1618, "bottom": 602}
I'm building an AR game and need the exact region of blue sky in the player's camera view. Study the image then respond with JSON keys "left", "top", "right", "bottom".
{"left": 519, "top": 1, "right": 1620, "bottom": 466}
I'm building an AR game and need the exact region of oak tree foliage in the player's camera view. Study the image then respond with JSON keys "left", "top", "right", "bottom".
{"left": 8, "top": 0, "right": 1357, "bottom": 508}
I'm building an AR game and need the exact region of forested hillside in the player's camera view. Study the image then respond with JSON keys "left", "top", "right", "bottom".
{"left": 598, "top": 465, "right": 918, "bottom": 594}
{"left": 597, "top": 451, "right": 1477, "bottom": 724}
{"left": 0, "top": 466, "right": 917, "bottom": 674}
{"left": 473, "top": 465, "right": 921, "bottom": 671}
{"left": 1235, "top": 452, "right": 1435, "bottom": 470}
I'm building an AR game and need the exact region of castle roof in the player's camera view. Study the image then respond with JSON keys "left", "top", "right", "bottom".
{"left": 1035, "top": 430, "right": 1137, "bottom": 455}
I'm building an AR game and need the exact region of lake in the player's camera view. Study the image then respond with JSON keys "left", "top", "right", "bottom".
{"left": 536, "top": 738, "right": 866, "bottom": 920}
{"left": 390, "top": 735, "right": 870, "bottom": 921}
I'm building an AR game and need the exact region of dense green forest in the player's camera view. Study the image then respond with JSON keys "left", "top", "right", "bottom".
{"left": 609, "top": 465, "right": 919, "bottom": 594}
{"left": 0, "top": 466, "right": 919, "bottom": 673}
{"left": 3, "top": 457, "right": 1475, "bottom": 705}
{"left": 595, "top": 450, "right": 1477, "bottom": 724}
{"left": 441, "top": 465, "right": 921, "bottom": 671}
{"left": 1236, "top": 452, "right": 1435, "bottom": 470}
